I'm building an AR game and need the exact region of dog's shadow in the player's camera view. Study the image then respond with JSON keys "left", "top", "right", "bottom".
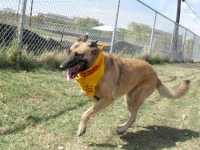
{"left": 90, "top": 126, "right": 200, "bottom": 150}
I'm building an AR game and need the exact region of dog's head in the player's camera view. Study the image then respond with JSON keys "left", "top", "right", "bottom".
{"left": 59, "top": 35, "right": 101, "bottom": 81}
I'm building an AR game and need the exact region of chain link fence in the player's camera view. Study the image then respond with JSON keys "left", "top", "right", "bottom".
{"left": 0, "top": 0, "right": 200, "bottom": 62}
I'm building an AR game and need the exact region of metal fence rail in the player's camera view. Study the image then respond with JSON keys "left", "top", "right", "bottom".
{"left": 0, "top": 0, "right": 200, "bottom": 62}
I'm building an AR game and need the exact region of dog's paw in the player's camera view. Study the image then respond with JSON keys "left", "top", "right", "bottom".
{"left": 116, "top": 126, "right": 126, "bottom": 135}
{"left": 116, "top": 129, "right": 126, "bottom": 135}
{"left": 76, "top": 129, "right": 86, "bottom": 136}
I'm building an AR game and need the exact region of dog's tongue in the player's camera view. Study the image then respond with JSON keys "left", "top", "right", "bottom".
{"left": 66, "top": 64, "right": 80, "bottom": 81}
{"left": 67, "top": 69, "right": 74, "bottom": 81}
{"left": 66, "top": 70, "right": 71, "bottom": 81}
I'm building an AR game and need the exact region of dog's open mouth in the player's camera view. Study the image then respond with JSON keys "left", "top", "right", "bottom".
{"left": 67, "top": 62, "right": 85, "bottom": 81}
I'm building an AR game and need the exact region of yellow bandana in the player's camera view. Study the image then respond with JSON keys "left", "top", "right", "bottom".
{"left": 76, "top": 47, "right": 105, "bottom": 97}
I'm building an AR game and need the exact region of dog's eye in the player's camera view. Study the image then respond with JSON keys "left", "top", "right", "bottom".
{"left": 75, "top": 52, "right": 79, "bottom": 57}
{"left": 74, "top": 52, "right": 84, "bottom": 58}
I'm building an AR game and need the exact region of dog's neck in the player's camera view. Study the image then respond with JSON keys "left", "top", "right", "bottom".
{"left": 87, "top": 50, "right": 101, "bottom": 69}
{"left": 76, "top": 52, "right": 104, "bottom": 97}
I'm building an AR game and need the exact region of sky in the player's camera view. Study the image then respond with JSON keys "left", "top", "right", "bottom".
{"left": 1, "top": 0, "right": 200, "bottom": 36}
{"left": 140, "top": 0, "right": 200, "bottom": 36}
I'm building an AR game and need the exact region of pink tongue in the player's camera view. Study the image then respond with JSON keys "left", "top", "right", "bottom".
{"left": 66, "top": 71, "right": 70, "bottom": 81}
{"left": 66, "top": 70, "right": 72, "bottom": 81}
{"left": 66, "top": 65, "right": 79, "bottom": 81}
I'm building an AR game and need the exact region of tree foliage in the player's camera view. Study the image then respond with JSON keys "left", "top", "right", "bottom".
{"left": 128, "top": 22, "right": 151, "bottom": 37}
{"left": 118, "top": 22, "right": 151, "bottom": 39}
{"left": 76, "top": 18, "right": 102, "bottom": 28}
{"left": 117, "top": 28, "right": 128, "bottom": 34}
{"left": 76, "top": 18, "right": 88, "bottom": 27}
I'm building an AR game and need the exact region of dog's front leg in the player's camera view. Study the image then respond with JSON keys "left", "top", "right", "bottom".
{"left": 77, "top": 97, "right": 112, "bottom": 136}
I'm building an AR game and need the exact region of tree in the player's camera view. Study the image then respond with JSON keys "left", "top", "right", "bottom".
{"left": 76, "top": 18, "right": 103, "bottom": 28}
{"left": 117, "top": 28, "right": 128, "bottom": 34}
{"left": 88, "top": 19, "right": 99, "bottom": 28}
{"left": 127, "top": 22, "right": 151, "bottom": 38}
{"left": 76, "top": 18, "right": 88, "bottom": 28}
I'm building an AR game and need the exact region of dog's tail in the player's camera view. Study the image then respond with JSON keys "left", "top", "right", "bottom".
{"left": 156, "top": 79, "right": 190, "bottom": 99}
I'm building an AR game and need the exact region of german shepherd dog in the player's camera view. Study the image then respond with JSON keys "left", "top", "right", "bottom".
{"left": 60, "top": 35, "right": 190, "bottom": 136}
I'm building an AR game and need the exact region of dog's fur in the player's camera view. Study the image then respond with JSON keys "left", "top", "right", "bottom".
{"left": 60, "top": 35, "right": 190, "bottom": 136}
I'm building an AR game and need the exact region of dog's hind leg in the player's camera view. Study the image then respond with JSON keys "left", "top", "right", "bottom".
{"left": 77, "top": 97, "right": 113, "bottom": 136}
{"left": 117, "top": 84, "right": 156, "bottom": 134}
{"left": 117, "top": 91, "right": 135, "bottom": 128}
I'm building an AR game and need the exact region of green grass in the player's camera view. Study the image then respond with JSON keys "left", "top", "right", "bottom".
{"left": 0, "top": 63, "right": 200, "bottom": 150}
{"left": 0, "top": 45, "right": 67, "bottom": 71}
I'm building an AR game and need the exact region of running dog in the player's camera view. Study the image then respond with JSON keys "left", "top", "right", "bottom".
{"left": 59, "top": 35, "right": 190, "bottom": 136}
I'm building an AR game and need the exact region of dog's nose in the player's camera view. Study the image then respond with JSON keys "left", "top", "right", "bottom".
{"left": 59, "top": 64, "right": 64, "bottom": 70}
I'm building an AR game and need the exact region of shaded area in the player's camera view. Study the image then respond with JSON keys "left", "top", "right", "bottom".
{"left": 0, "top": 100, "right": 89, "bottom": 136}
{"left": 0, "top": 23, "right": 66, "bottom": 54}
{"left": 90, "top": 126, "right": 200, "bottom": 150}
{"left": 104, "top": 41, "right": 143, "bottom": 54}
{"left": 120, "top": 126, "right": 199, "bottom": 149}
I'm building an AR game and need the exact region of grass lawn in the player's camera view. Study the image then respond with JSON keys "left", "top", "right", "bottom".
{"left": 0, "top": 63, "right": 200, "bottom": 150}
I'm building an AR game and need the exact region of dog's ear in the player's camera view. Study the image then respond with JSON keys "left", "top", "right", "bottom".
{"left": 90, "top": 40, "right": 98, "bottom": 47}
{"left": 77, "top": 35, "right": 88, "bottom": 42}
{"left": 90, "top": 41, "right": 98, "bottom": 55}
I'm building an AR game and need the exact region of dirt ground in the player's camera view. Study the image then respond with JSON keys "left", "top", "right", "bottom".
{"left": 178, "top": 62, "right": 200, "bottom": 69}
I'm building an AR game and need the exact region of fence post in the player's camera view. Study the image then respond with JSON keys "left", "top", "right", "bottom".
{"left": 173, "top": 25, "right": 179, "bottom": 57}
{"left": 148, "top": 12, "right": 157, "bottom": 61}
{"left": 169, "top": 23, "right": 177, "bottom": 61}
{"left": 190, "top": 34, "right": 195, "bottom": 62}
{"left": 182, "top": 29, "right": 187, "bottom": 62}
{"left": 18, "top": 0, "right": 27, "bottom": 50}
{"left": 197, "top": 40, "right": 200, "bottom": 62}
{"left": 29, "top": 0, "right": 34, "bottom": 27}
{"left": 110, "top": 0, "right": 120, "bottom": 53}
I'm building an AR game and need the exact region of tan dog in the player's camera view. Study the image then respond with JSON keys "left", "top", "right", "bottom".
{"left": 60, "top": 35, "right": 190, "bottom": 136}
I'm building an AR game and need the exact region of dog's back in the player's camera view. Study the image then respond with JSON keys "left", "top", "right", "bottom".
{"left": 100, "top": 52, "right": 158, "bottom": 98}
